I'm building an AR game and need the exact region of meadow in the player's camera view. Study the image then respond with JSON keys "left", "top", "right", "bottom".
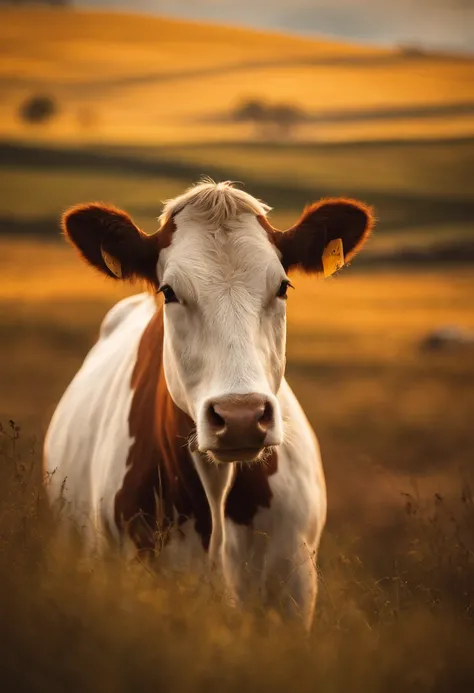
{"left": 1, "top": 6, "right": 473, "bottom": 145}
{"left": 1, "top": 5, "right": 474, "bottom": 691}
{"left": 2, "top": 245, "right": 474, "bottom": 691}
{"left": 1, "top": 6, "right": 473, "bottom": 249}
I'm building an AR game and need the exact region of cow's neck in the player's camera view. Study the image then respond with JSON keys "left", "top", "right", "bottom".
{"left": 115, "top": 303, "right": 277, "bottom": 558}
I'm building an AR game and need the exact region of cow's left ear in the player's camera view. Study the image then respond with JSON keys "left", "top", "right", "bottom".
{"left": 269, "top": 198, "right": 374, "bottom": 275}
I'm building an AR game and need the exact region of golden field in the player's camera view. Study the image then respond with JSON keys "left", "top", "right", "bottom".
{"left": 2, "top": 240, "right": 474, "bottom": 691}
{"left": 1, "top": 7, "right": 472, "bottom": 253}
{"left": 1, "top": 5, "right": 474, "bottom": 691}
{"left": 2, "top": 236, "right": 474, "bottom": 514}
{"left": 0, "top": 6, "right": 473, "bottom": 144}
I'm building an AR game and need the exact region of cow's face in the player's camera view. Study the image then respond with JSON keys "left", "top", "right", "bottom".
{"left": 158, "top": 206, "right": 288, "bottom": 462}
{"left": 63, "top": 181, "right": 373, "bottom": 464}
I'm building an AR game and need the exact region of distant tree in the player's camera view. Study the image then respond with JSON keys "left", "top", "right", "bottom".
{"left": 232, "top": 97, "right": 305, "bottom": 140}
{"left": 267, "top": 103, "right": 305, "bottom": 138}
{"left": 233, "top": 98, "right": 267, "bottom": 130}
{"left": 397, "top": 44, "right": 427, "bottom": 57}
{"left": 19, "top": 94, "right": 58, "bottom": 125}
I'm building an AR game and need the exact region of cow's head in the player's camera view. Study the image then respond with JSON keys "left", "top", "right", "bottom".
{"left": 63, "top": 181, "right": 374, "bottom": 463}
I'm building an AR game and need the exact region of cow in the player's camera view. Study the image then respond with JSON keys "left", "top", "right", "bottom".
{"left": 44, "top": 180, "right": 373, "bottom": 629}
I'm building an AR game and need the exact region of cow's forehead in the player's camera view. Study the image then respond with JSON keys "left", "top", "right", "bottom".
{"left": 159, "top": 179, "right": 271, "bottom": 228}
{"left": 158, "top": 210, "right": 283, "bottom": 294}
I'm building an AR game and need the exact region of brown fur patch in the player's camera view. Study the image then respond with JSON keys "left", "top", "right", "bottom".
{"left": 114, "top": 306, "right": 210, "bottom": 554}
{"left": 259, "top": 197, "right": 374, "bottom": 273}
{"left": 114, "top": 306, "right": 278, "bottom": 556}
{"left": 225, "top": 449, "right": 278, "bottom": 525}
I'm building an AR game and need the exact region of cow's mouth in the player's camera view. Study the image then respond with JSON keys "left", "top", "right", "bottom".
{"left": 207, "top": 447, "right": 265, "bottom": 463}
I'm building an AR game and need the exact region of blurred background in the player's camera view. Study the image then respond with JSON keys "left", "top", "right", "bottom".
{"left": 1, "top": 0, "right": 473, "bottom": 498}
{"left": 1, "top": 3, "right": 474, "bottom": 688}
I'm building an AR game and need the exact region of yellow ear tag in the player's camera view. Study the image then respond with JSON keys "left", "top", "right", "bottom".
{"left": 322, "top": 238, "right": 344, "bottom": 277}
{"left": 101, "top": 247, "right": 122, "bottom": 278}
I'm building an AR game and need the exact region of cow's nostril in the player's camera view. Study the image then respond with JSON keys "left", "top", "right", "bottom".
{"left": 259, "top": 401, "right": 274, "bottom": 430}
{"left": 207, "top": 404, "right": 226, "bottom": 431}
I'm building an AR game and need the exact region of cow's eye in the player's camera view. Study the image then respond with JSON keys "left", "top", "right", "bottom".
{"left": 159, "top": 284, "right": 179, "bottom": 304}
{"left": 276, "top": 279, "right": 293, "bottom": 299}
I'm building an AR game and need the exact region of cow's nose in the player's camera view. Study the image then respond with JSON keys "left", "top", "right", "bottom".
{"left": 206, "top": 394, "right": 274, "bottom": 448}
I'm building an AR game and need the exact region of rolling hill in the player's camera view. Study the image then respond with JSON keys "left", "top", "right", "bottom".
{"left": 0, "top": 5, "right": 472, "bottom": 256}
{"left": 0, "top": 5, "right": 473, "bottom": 145}
{"left": 84, "top": 0, "right": 474, "bottom": 53}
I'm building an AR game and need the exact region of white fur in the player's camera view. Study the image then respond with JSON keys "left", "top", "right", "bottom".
{"left": 159, "top": 207, "right": 286, "bottom": 450}
{"left": 45, "top": 182, "right": 327, "bottom": 629}
{"left": 160, "top": 179, "right": 271, "bottom": 228}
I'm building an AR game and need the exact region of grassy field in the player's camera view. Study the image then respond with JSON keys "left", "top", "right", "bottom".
{"left": 1, "top": 6, "right": 473, "bottom": 145}
{"left": 1, "top": 5, "right": 474, "bottom": 691}
{"left": 1, "top": 6, "right": 472, "bottom": 255}
{"left": 1, "top": 242, "right": 474, "bottom": 690}
{"left": 1, "top": 137, "right": 474, "bottom": 257}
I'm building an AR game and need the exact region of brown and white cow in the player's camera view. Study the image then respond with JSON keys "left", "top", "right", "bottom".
{"left": 44, "top": 180, "right": 373, "bottom": 628}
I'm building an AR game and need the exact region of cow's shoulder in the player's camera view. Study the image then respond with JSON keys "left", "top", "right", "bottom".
{"left": 98, "top": 292, "right": 152, "bottom": 341}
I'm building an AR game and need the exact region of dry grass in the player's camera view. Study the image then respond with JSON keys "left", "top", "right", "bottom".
{"left": 0, "top": 7, "right": 473, "bottom": 144}
{"left": 1, "top": 6, "right": 473, "bottom": 688}
{"left": 1, "top": 442, "right": 474, "bottom": 693}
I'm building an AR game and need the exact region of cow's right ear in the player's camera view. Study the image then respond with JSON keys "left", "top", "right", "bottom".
{"left": 62, "top": 203, "right": 163, "bottom": 284}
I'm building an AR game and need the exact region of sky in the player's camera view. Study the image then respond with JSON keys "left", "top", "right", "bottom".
{"left": 78, "top": 0, "right": 474, "bottom": 53}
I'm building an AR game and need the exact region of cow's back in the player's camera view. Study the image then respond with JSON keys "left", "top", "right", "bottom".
{"left": 44, "top": 293, "right": 157, "bottom": 545}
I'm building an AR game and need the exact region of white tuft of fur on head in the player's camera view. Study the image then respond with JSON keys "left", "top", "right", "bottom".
{"left": 159, "top": 178, "right": 271, "bottom": 229}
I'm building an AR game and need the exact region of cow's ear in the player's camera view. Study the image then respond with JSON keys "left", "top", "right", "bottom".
{"left": 62, "top": 203, "right": 163, "bottom": 284}
{"left": 270, "top": 198, "right": 374, "bottom": 275}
